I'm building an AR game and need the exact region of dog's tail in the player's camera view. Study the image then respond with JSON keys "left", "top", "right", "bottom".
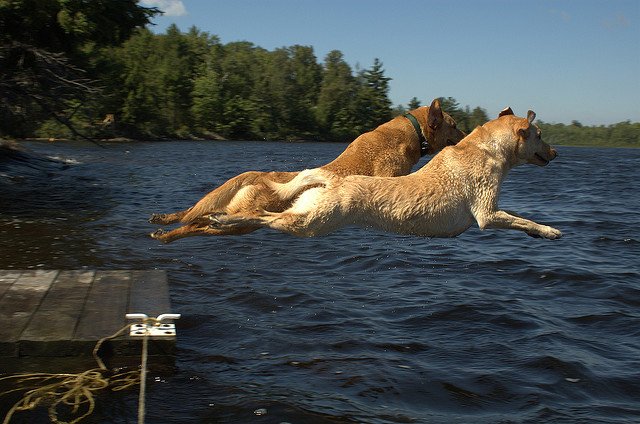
{"left": 267, "top": 168, "right": 331, "bottom": 201}
{"left": 180, "top": 173, "right": 254, "bottom": 223}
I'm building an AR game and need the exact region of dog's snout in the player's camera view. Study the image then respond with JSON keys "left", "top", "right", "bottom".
{"left": 550, "top": 148, "right": 558, "bottom": 159}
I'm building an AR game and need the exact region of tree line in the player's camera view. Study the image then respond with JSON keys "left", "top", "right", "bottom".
{"left": 537, "top": 120, "right": 639, "bottom": 148}
{"left": 1, "top": 1, "right": 637, "bottom": 147}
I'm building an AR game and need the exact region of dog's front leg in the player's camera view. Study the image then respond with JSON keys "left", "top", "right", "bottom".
{"left": 477, "top": 210, "right": 562, "bottom": 239}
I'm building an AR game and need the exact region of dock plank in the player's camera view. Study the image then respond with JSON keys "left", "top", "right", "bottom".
{"left": 0, "top": 270, "right": 58, "bottom": 355}
{"left": 129, "top": 269, "right": 171, "bottom": 318}
{"left": 74, "top": 270, "right": 132, "bottom": 341}
{"left": 0, "top": 270, "right": 22, "bottom": 299}
{"left": 19, "top": 271, "right": 96, "bottom": 356}
{"left": 0, "top": 270, "right": 176, "bottom": 370}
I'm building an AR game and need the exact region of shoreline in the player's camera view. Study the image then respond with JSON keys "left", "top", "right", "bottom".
{"left": 5, "top": 138, "right": 637, "bottom": 149}
{"left": 2, "top": 136, "right": 638, "bottom": 149}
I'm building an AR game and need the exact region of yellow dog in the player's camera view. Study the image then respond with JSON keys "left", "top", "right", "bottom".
{"left": 150, "top": 99, "right": 465, "bottom": 242}
{"left": 210, "top": 108, "right": 562, "bottom": 240}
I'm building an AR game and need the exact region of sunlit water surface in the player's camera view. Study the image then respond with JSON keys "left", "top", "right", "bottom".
{"left": 1, "top": 141, "right": 639, "bottom": 423}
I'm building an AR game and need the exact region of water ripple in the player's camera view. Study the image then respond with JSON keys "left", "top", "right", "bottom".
{"left": 1, "top": 142, "right": 639, "bottom": 423}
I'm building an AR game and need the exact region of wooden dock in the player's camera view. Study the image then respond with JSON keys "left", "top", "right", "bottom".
{"left": 0, "top": 270, "right": 177, "bottom": 372}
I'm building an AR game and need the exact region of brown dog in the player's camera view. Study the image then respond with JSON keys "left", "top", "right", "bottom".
{"left": 210, "top": 108, "right": 562, "bottom": 240}
{"left": 149, "top": 98, "right": 465, "bottom": 242}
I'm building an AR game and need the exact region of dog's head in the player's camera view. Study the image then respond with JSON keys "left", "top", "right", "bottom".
{"left": 499, "top": 108, "right": 557, "bottom": 167}
{"left": 423, "top": 98, "right": 466, "bottom": 154}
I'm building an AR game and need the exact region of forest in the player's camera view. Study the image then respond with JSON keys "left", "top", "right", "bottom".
{"left": 1, "top": 0, "right": 638, "bottom": 147}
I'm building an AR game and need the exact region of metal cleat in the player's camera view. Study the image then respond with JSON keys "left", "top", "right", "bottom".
{"left": 126, "top": 313, "right": 181, "bottom": 337}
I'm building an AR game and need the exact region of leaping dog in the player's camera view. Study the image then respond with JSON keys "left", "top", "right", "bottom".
{"left": 149, "top": 98, "right": 465, "bottom": 242}
{"left": 209, "top": 108, "right": 562, "bottom": 240}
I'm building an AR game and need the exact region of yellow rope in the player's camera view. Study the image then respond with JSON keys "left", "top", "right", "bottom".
{"left": 0, "top": 322, "right": 147, "bottom": 424}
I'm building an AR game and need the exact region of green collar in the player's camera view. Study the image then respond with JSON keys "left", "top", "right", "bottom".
{"left": 403, "top": 112, "right": 430, "bottom": 157}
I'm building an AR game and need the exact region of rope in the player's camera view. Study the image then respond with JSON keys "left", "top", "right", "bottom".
{"left": 138, "top": 331, "right": 149, "bottom": 424}
{"left": 0, "top": 322, "right": 145, "bottom": 424}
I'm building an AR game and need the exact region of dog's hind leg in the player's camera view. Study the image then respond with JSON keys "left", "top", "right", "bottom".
{"left": 150, "top": 222, "right": 261, "bottom": 242}
{"left": 212, "top": 210, "right": 321, "bottom": 238}
{"left": 267, "top": 169, "right": 331, "bottom": 201}
{"left": 149, "top": 172, "right": 265, "bottom": 226}
{"left": 180, "top": 171, "right": 297, "bottom": 223}
{"left": 149, "top": 209, "right": 191, "bottom": 225}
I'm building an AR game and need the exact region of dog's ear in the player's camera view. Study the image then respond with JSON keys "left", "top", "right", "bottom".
{"left": 499, "top": 107, "right": 514, "bottom": 117}
{"left": 517, "top": 127, "right": 529, "bottom": 140}
{"left": 527, "top": 110, "right": 536, "bottom": 124}
{"left": 517, "top": 111, "right": 536, "bottom": 140}
{"left": 428, "top": 98, "right": 444, "bottom": 129}
{"left": 515, "top": 119, "right": 531, "bottom": 141}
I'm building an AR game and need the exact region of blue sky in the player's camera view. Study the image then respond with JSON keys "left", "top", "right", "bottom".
{"left": 141, "top": 0, "right": 639, "bottom": 125}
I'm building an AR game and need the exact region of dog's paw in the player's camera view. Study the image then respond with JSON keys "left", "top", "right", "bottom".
{"left": 149, "top": 213, "right": 167, "bottom": 224}
{"left": 540, "top": 226, "right": 562, "bottom": 240}
{"left": 527, "top": 225, "right": 562, "bottom": 240}
{"left": 150, "top": 229, "right": 165, "bottom": 239}
{"left": 207, "top": 213, "right": 228, "bottom": 227}
{"left": 545, "top": 227, "right": 562, "bottom": 240}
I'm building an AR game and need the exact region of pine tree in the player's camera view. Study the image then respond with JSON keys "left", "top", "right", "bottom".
{"left": 287, "top": 45, "right": 322, "bottom": 138}
{"left": 352, "top": 58, "right": 392, "bottom": 133}
{"left": 408, "top": 97, "right": 422, "bottom": 110}
{"left": 469, "top": 106, "right": 489, "bottom": 130}
{"left": 316, "top": 50, "right": 358, "bottom": 141}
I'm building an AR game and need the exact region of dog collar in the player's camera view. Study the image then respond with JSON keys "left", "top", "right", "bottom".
{"left": 403, "top": 112, "right": 430, "bottom": 157}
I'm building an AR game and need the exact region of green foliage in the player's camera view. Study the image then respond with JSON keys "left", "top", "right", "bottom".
{"left": 0, "top": 0, "right": 158, "bottom": 137}
{"left": 538, "top": 120, "right": 640, "bottom": 147}
{"left": 34, "top": 119, "right": 73, "bottom": 139}
{"left": 315, "top": 50, "right": 358, "bottom": 141}
{"left": 1, "top": 5, "right": 637, "bottom": 146}
{"left": 429, "top": 97, "right": 489, "bottom": 134}
{"left": 191, "top": 68, "right": 223, "bottom": 133}
{"left": 407, "top": 97, "right": 421, "bottom": 110}
{"left": 352, "top": 58, "right": 393, "bottom": 134}
{"left": 0, "top": 0, "right": 158, "bottom": 57}
{"left": 80, "top": 27, "right": 400, "bottom": 141}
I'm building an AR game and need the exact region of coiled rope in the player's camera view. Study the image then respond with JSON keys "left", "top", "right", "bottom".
{"left": 0, "top": 319, "right": 152, "bottom": 424}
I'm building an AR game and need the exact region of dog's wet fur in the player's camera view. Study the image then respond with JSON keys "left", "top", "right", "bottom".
{"left": 149, "top": 99, "right": 465, "bottom": 242}
{"left": 210, "top": 108, "right": 562, "bottom": 240}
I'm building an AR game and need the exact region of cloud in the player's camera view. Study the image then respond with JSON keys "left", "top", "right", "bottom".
{"left": 141, "top": 0, "right": 187, "bottom": 17}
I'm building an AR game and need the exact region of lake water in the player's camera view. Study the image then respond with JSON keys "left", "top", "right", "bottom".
{"left": 1, "top": 140, "right": 639, "bottom": 423}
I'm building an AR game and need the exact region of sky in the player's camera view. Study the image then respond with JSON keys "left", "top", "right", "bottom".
{"left": 140, "top": 0, "right": 639, "bottom": 126}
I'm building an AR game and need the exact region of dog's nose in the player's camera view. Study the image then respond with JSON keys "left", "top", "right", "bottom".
{"left": 550, "top": 148, "right": 558, "bottom": 159}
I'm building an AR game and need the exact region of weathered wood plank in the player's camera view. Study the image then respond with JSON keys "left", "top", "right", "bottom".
{"left": 0, "top": 270, "right": 175, "bottom": 367}
{"left": 21, "top": 270, "right": 95, "bottom": 341}
{"left": 129, "top": 269, "right": 171, "bottom": 317}
{"left": 0, "top": 270, "right": 22, "bottom": 299}
{"left": 73, "top": 270, "right": 132, "bottom": 341}
{"left": 0, "top": 270, "right": 58, "bottom": 355}
{"left": 19, "top": 271, "right": 95, "bottom": 356}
